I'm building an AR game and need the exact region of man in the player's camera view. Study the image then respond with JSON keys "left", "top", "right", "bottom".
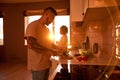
{"left": 25, "top": 7, "right": 59, "bottom": 80}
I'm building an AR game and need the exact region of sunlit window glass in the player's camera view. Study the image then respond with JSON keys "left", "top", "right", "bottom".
{"left": 24, "top": 15, "right": 41, "bottom": 45}
{"left": 0, "top": 18, "right": 3, "bottom": 45}
{"left": 115, "top": 23, "right": 120, "bottom": 59}
{"left": 54, "top": 16, "right": 70, "bottom": 44}
{"left": 24, "top": 15, "right": 70, "bottom": 45}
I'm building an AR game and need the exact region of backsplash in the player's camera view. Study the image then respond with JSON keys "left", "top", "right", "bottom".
{"left": 71, "top": 18, "right": 114, "bottom": 55}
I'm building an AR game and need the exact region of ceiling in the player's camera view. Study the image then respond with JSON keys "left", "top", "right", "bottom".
{"left": 0, "top": 0, "right": 120, "bottom": 6}
{"left": 0, "top": 0, "right": 55, "bottom": 3}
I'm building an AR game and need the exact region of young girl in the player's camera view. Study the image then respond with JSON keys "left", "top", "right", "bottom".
{"left": 57, "top": 25, "right": 68, "bottom": 53}
{"left": 57, "top": 25, "right": 73, "bottom": 74}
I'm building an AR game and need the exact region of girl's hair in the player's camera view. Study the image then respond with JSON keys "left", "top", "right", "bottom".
{"left": 60, "top": 25, "right": 68, "bottom": 35}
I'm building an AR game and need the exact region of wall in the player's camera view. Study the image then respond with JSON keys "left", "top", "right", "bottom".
{"left": 70, "top": 7, "right": 116, "bottom": 55}
{"left": 0, "top": 46, "right": 5, "bottom": 62}
{"left": 0, "top": 0, "right": 69, "bottom": 62}
{"left": 71, "top": 22, "right": 86, "bottom": 48}
{"left": 102, "top": 17, "right": 114, "bottom": 54}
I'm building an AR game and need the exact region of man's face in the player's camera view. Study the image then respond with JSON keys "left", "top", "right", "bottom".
{"left": 45, "top": 13, "right": 55, "bottom": 26}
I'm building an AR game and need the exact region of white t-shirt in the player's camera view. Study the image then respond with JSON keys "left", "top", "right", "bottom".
{"left": 25, "top": 20, "right": 53, "bottom": 71}
{"left": 57, "top": 35, "right": 68, "bottom": 52}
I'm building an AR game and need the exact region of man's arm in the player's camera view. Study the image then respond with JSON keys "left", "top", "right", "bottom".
{"left": 25, "top": 36, "right": 55, "bottom": 53}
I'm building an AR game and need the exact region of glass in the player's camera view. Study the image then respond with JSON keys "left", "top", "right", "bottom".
{"left": 24, "top": 15, "right": 70, "bottom": 45}
{"left": 0, "top": 18, "right": 3, "bottom": 45}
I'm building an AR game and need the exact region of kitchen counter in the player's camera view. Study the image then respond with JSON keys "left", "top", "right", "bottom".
{"left": 48, "top": 50, "right": 119, "bottom": 80}
{"left": 50, "top": 50, "right": 118, "bottom": 65}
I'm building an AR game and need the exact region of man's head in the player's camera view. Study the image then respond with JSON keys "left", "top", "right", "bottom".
{"left": 42, "top": 7, "right": 57, "bottom": 25}
{"left": 43, "top": 7, "right": 57, "bottom": 15}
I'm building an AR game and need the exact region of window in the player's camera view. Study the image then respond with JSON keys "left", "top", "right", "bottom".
{"left": 54, "top": 16, "right": 70, "bottom": 44}
{"left": 24, "top": 15, "right": 41, "bottom": 45}
{"left": 24, "top": 15, "right": 70, "bottom": 46}
{"left": 115, "top": 24, "right": 120, "bottom": 59}
{"left": 0, "top": 18, "right": 3, "bottom": 45}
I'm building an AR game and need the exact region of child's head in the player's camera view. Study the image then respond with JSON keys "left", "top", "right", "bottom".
{"left": 60, "top": 25, "right": 68, "bottom": 35}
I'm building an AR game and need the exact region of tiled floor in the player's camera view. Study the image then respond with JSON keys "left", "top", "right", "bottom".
{"left": 0, "top": 61, "right": 120, "bottom": 80}
{"left": 0, "top": 61, "right": 32, "bottom": 80}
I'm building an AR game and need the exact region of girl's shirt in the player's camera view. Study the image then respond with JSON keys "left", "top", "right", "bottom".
{"left": 58, "top": 35, "right": 68, "bottom": 52}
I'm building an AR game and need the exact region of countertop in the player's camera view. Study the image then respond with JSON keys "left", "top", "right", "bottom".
{"left": 50, "top": 50, "right": 118, "bottom": 65}
{"left": 48, "top": 50, "right": 119, "bottom": 80}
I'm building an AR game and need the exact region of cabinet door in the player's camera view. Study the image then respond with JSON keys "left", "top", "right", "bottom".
{"left": 89, "top": 0, "right": 115, "bottom": 8}
{"left": 70, "top": 0, "right": 84, "bottom": 21}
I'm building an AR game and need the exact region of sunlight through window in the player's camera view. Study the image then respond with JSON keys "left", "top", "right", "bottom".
{"left": 0, "top": 18, "right": 3, "bottom": 45}
{"left": 115, "top": 24, "right": 120, "bottom": 59}
{"left": 24, "top": 15, "right": 70, "bottom": 46}
{"left": 54, "top": 16, "right": 70, "bottom": 44}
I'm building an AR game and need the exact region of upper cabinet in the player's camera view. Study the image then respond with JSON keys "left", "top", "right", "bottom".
{"left": 88, "top": 0, "right": 116, "bottom": 8}
{"left": 70, "top": 0, "right": 86, "bottom": 21}
{"left": 70, "top": 0, "right": 116, "bottom": 22}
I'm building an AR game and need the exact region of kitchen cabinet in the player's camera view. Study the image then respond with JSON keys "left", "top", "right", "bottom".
{"left": 70, "top": 0, "right": 115, "bottom": 22}
{"left": 70, "top": 0, "right": 86, "bottom": 21}
{"left": 52, "top": 64, "right": 120, "bottom": 80}
{"left": 88, "top": 0, "right": 115, "bottom": 8}
{"left": 88, "top": 0, "right": 106, "bottom": 8}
